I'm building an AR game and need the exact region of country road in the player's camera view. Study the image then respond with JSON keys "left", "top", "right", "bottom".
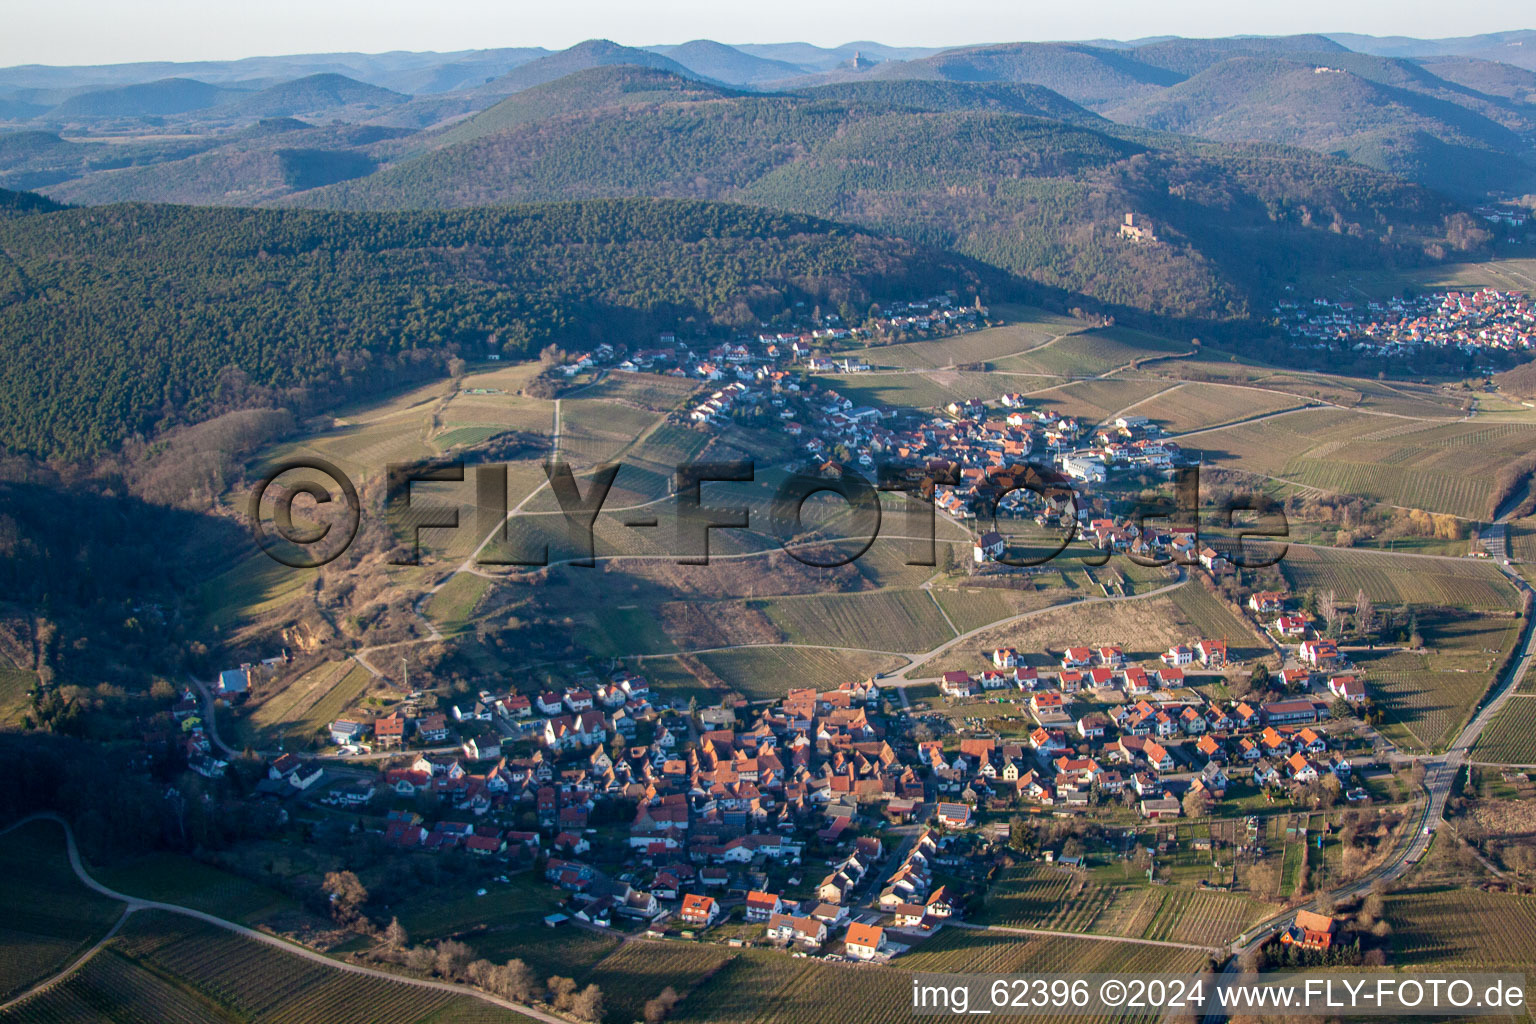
{"left": 0, "top": 814, "right": 572, "bottom": 1024}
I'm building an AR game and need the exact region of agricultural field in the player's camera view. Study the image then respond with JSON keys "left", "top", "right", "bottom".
{"left": 1196, "top": 415, "right": 1536, "bottom": 519}
{"left": 809, "top": 369, "right": 1010, "bottom": 410}
{"left": 1352, "top": 610, "right": 1521, "bottom": 753}
{"left": 1167, "top": 583, "right": 1270, "bottom": 659}
{"left": 1471, "top": 696, "right": 1536, "bottom": 764}
{"left": 394, "top": 873, "right": 619, "bottom": 982}
{"left": 930, "top": 583, "right": 1079, "bottom": 635}
{"left": 1126, "top": 381, "right": 1308, "bottom": 435}
{"left": 425, "top": 573, "right": 492, "bottom": 635}
{"left": 1277, "top": 546, "right": 1520, "bottom": 611}
{"left": 92, "top": 854, "right": 295, "bottom": 924}
{"left": 236, "top": 659, "right": 373, "bottom": 747}
{"left": 0, "top": 664, "right": 37, "bottom": 727}
{"left": 993, "top": 326, "right": 1188, "bottom": 378}
{"left": 1, "top": 911, "right": 539, "bottom": 1024}
{"left": 1026, "top": 377, "right": 1177, "bottom": 425}
{"left": 842, "top": 308, "right": 1077, "bottom": 370}
{"left": 1386, "top": 889, "right": 1536, "bottom": 969}
{"left": 582, "top": 941, "right": 733, "bottom": 1024}
{"left": 0, "top": 820, "right": 126, "bottom": 1003}
{"left": 755, "top": 589, "right": 955, "bottom": 653}
{"left": 668, "top": 934, "right": 1204, "bottom": 1024}
{"left": 927, "top": 580, "right": 1236, "bottom": 676}
{"left": 977, "top": 866, "right": 1265, "bottom": 948}
{"left": 692, "top": 646, "right": 906, "bottom": 700}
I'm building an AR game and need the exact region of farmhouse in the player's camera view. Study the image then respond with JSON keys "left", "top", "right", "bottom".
{"left": 1282, "top": 909, "right": 1337, "bottom": 951}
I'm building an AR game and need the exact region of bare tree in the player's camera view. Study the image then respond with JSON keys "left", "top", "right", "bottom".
{"left": 1354, "top": 589, "right": 1374, "bottom": 636}
{"left": 1319, "top": 590, "right": 1340, "bottom": 637}
{"left": 571, "top": 984, "right": 605, "bottom": 1023}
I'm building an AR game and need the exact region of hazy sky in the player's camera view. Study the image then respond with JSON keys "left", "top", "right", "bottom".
{"left": 4, "top": 0, "right": 1533, "bottom": 67}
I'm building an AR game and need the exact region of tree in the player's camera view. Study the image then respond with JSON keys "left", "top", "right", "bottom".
{"left": 1319, "top": 590, "right": 1340, "bottom": 637}
{"left": 504, "top": 959, "right": 539, "bottom": 1003}
{"left": 1354, "top": 589, "right": 1374, "bottom": 636}
{"left": 383, "top": 916, "right": 408, "bottom": 951}
{"left": 1008, "top": 815, "right": 1029, "bottom": 853}
{"left": 549, "top": 976, "right": 579, "bottom": 1011}
{"left": 323, "top": 870, "right": 369, "bottom": 926}
{"left": 1182, "top": 789, "right": 1212, "bottom": 819}
{"left": 645, "top": 985, "right": 681, "bottom": 1023}
{"left": 571, "top": 984, "right": 605, "bottom": 1023}
{"left": 434, "top": 939, "right": 474, "bottom": 980}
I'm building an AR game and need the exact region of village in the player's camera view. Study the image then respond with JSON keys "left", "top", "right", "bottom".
{"left": 1274, "top": 286, "right": 1536, "bottom": 355}
{"left": 162, "top": 558, "right": 1387, "bottom": 968}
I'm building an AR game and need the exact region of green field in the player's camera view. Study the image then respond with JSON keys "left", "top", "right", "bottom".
{"left": 93, "top": 854, "right": 296, "bottom": 924}
{"left": 425, "top": 573, "right": 492, "bottom": 635}
{"left": 395, "top": 873, "right": 620, "bottom": 983}
{"left": 582, "top": 940, "right": 733, "bottom": 1024}
{"left": 0, "top": 820, "right": 125, "bottom": 1002}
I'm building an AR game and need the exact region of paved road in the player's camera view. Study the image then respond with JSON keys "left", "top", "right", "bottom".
{"left": 0, "top": 814, "right": 573, "bottom": 1024}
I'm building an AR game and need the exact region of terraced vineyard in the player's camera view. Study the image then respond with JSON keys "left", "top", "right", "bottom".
{"left": 1387, "top": 889, "right": 1536, "bottom": 968}
{"left": 1471, "top": 696, "right": 1536, "bottom": 764}
{"left": 1277, "top": 547, "right": 1519, "bottom": 610}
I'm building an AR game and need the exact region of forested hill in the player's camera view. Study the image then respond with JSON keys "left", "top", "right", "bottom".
{"left": 290, "top": 77, "right": 1471, "bottom": 321}
{"left": 0, "top": 191, "right": 1002, "bottom": 460}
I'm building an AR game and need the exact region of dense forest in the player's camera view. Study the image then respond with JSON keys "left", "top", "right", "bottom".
{"left": 0, "top": 192, "right": 1003, "bottom": 460}
{"left": 291, "top": 72, "right": 1474, "bottom": 320}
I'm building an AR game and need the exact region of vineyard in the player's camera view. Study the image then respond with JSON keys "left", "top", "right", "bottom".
{"left": 1026, "top": 378, "right": 1174, "bottom": 424}
{"left": 758, "top": 589, "right": 956, "bottom": 653}
{"left": 930, "top": 585, "right": 1067, "bottom": 635}
{"left": 846, "top": 311, "right": 1074, "bottom": 370}
{"left": 667, "top": 934, "right": 1204, "bottom": 1024}
{"left": 0, "top": 820, "right": 124, "bottom": 1002}
{"left": 1471, "top": 696, "right": 1536, "bottom": 764}
{"left": 582, "top": 940, "right": 733, "bottom": 1024}
{"left": 994, "top": 326, "right": 1185, "bottom": 378}
{"left": 1277, "top": 546, "right": 1520, "bottom": 610}
{"left": 693, "top": 646, "right": 905, "bottom": 700}
{"left": 1387, "top": 889, "right": 1536, "bottom": 968}
{"left": 1127, "top": 382, "right": 1306, "bottom": 435}
{"left": 1167, "top": 584, "right": 1269, "bottom": 659}
{"left": 978, "top": 867, "right": 1264, "bottom": 948}
{"left": 0, "top": 912, "right": 539, "bottom": 1024}
{"left": 238, "top": 660, "right": 375, "bottom": 748}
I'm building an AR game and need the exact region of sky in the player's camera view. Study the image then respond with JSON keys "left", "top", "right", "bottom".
{"left": 4, "top": 0, "right": 1533, "bottom": 67}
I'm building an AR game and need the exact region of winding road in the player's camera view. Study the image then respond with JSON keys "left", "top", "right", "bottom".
{"left": 0, "top": 814, "right": 571, "bottom": 1024}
